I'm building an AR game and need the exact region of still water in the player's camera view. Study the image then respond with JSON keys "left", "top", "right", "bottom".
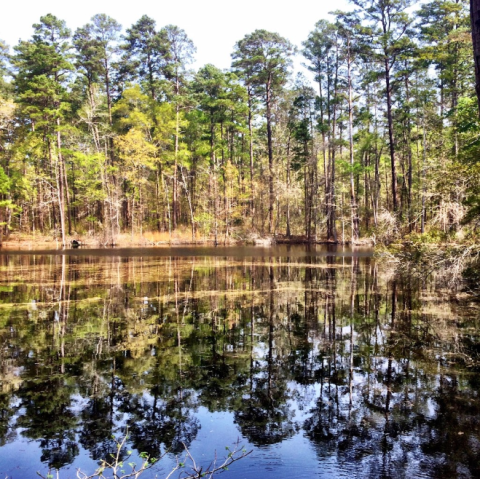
{"left": 0, "top": 246, "right": 479, "bottom": 479}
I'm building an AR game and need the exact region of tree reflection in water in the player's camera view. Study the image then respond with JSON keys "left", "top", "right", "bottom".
{"left": 0, "top": 247, "right": 479, "bottom": 478}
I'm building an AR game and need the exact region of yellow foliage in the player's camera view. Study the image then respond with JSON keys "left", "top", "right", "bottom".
{"left": 115, "top": 128, "right": 156, "bottom": 181}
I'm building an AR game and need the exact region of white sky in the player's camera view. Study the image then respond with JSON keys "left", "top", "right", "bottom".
{"left": 1, "top": 0, "right": 350, "bottom": 73}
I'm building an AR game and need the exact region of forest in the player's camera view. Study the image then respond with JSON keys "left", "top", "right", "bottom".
{"left": 0, "top": 0, "right": 479, "bottom": 247}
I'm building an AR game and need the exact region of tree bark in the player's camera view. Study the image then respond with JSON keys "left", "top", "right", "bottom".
{"left": 56, "top": 128, "right": 67, "bottom": 246}
{"left": 347, "top": 44, "right": 359, "bottom": 243}
{"left": 266, "top": 76, "right": 274, "bottom": 234}
{"left": 471, "top": 0, "right": 480, "bottom": 114}
{"left": 385, "top": 58, "right": 398, "bottom": 212}
{"left": 248, "top": 88, "right": 255, "bottom": 228}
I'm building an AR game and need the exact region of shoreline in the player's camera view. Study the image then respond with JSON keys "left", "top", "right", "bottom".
{"left": 0, "top": 233, "right": 376, "bottom": 251}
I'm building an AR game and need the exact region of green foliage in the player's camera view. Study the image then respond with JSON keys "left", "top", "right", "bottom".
{"left": 0, "top": 39, "right": 12, "bottom": 97}
{"left": 0, "top": 165, "right": 10, "bottom": 194}
{"left": 119, "top": 15, "right": 164, "bottom": 100}
{"left": 73, "top": 14, "right": 121, "bottom": 88}
{"left": 232, "top": 29, "right": 295, "bottom": 96}
{"left": 14, "top": 14, "right": 72, "bottom": 124}
{"left": 405, "top": 229, "right": 451, "bottom": 244}
{"left": 462, "top": 163, "right": 480, "bottom": 227}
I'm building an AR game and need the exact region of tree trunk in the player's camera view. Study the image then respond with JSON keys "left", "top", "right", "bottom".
{"left": 248, "top": 89, "right": 255, "bottom": 228}
{"left": 266, "top": 77, "right": 274, "bottom": 235}
{"left": 55, "top": 130, "right": 67, "bottom": 247}
{"left": 385, "top": 58, "right": 398, "bottom": 212}
{"left": 286, "top": 135, "right": 291, "bottom": 238}
{"left": 173, "top": 103, "right": 179, "bottom": 231}
{"left": 328, "top": 48, "right": 339, "bottom": 243}
{"left": 347, "top": 47, "right": 359, "bottom": 243}
{"left": 470, "top": 0, "right": 480, "bottom": 114}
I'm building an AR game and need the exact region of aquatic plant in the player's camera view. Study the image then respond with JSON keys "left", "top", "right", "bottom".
{"left": 36, "top": 433, "right": 251, "bottom": 479}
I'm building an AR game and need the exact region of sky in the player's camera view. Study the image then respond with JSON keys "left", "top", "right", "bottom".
{"left": 1, "top": 0, "right": 350, "bottom": 72}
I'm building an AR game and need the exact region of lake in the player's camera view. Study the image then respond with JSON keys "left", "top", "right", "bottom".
{"left": 0, "top": 246, "right": 479, "bottom": 479}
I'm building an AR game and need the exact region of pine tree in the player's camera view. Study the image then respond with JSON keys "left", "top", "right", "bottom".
{"left": 352, "top": 0, "right": 415, "bottom": 213}
{"left": 158, "top": 25, "right": 195, "bottom": 230}
{"left": 120, "top": 15, "right": 163, "bottom": 101}
{"left": 13, "top": 14, "right": 73, "bottom": 244}
{"left": 232, "top": 30, "right": 294, "bottom": 234}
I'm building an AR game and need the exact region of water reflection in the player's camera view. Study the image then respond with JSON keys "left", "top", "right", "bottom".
{"left": 0, "top": 247, "right": 479, "bottom": 478}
